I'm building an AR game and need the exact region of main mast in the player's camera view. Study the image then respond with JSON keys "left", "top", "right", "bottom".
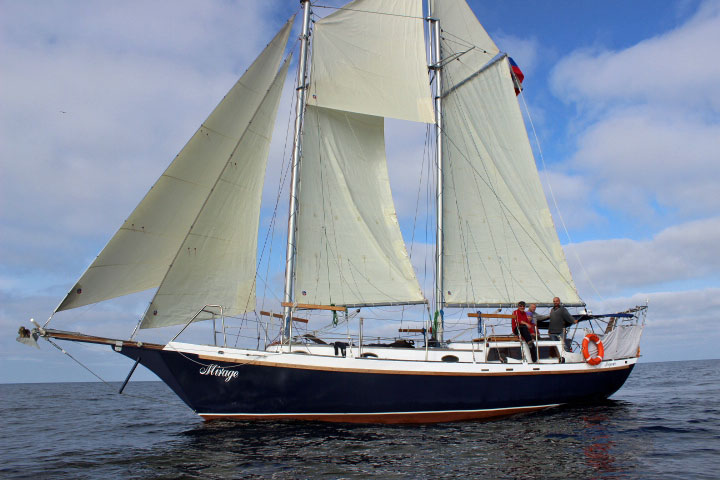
{"left": 429, "top": 5, "right": 444, "bottom": 343}
{"left": 283, "top": 0, "right": 312, "bottom": 339}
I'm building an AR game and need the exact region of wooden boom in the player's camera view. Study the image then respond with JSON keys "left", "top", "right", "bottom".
{"left": 281, "top": 302, "right": 347, "bottom": 312}
{"left": 259, "top": 311, "right": 308, "bottom": 324}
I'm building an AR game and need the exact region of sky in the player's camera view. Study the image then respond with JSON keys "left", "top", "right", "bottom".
{"left": 1, "top": 0, "right": 719, "bottom": 383}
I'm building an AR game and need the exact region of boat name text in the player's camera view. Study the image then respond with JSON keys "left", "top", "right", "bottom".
{"left": 199, "top": 364, "right": 238, "bottom": 382}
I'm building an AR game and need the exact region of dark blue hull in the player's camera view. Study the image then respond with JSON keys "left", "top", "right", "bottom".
{"left": 116, "top": 344, "right": 635, "bottom": 423}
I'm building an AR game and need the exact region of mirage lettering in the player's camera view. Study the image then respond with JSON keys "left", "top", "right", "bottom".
{"left": 199, "top": 364, "right": 238, "bottom": 382}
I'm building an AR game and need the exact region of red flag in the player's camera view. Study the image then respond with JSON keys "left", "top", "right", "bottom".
{"left": 509, "top": 57, "right": 524, "bottom": 95}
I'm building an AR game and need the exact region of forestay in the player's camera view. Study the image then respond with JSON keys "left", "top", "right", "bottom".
{"left": 311, "top": 0, "right": 434, "bottom": 123}
{"left": 295, "top": 105, "right": 425, "bottom": 307}
{"left": 141, "top": 57, "right": 292, "bottom": 329}
{"left": 56, "top": 19, "right": 293, "bottom": 313}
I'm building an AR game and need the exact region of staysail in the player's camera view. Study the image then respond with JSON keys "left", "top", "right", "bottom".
{"left": 141, "top": 56, "right": 292, "bottom": 329}
{"left": 56, "top": 19, "right": 293, "bottom": 313}
{"left": 434, "top": 2, "right": 582, "bottom": 307}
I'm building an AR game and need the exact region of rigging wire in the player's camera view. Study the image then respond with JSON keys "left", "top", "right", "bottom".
{"left": 241, "top": 57, "right": 300, "bottom": 346}
{"left": 43, "top": 337, "right": 179, "bottom": 406}
{"left": 437, "top": 41, "right": 516, "bottom": 303}
{"left": 228, "top": 54, "right": 302, "bottom": 343}
{"left": 434, "top": 26, "right": 587, "bottom": 304}
{"left": 436, "top": 86, "right": 581, "bottom": 300}
{"left": 256, "top": 64, "right": 298, "bottom": 307}
{"left": 304, "top": 29, "right": 355, "bottom": 308}
{"left": 403, "top": 123, "right": 432, "bottom": 324}
{"left": 516, "top": 90, "right": 606, "bottom": 303}
{"left": 440, "top": 29, "right": 493, "bottom": 56}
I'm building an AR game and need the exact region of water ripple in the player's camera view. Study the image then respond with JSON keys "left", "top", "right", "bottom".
{"left": 1, "top": 359, "right": 718, "bottom": 479}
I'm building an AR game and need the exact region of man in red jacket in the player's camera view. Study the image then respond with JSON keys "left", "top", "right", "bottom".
{"left": 512, "top": 301, "right": 537, "bottom": 362}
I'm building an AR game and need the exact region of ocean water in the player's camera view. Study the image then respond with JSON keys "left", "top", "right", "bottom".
{"left": 1, "top": 359, "right": 718, "bottom": 480}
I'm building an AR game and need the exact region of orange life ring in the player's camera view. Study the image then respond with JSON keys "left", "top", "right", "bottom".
{"left": 582, "top": 333, "right": 604, "bottom": 366}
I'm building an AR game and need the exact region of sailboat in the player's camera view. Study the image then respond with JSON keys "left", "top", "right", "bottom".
{"left": 20, "top": 0, "right": 646, "bottom": 423}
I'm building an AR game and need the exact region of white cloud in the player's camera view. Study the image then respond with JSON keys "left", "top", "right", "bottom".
{"left": 565, "top": 217, "right": 720, "bottom": 296}
{"left": 569, "top": 106, "right": 720, "bottom": 217}
{"left": 0, "top": 1, "right": 298, "bottom": 279}
{"left": 0, "top": 1, "right": 283, "bottom": 72}
{"left": 551, "top": 0, "right": 720, "bottom": 111}
{"left": 550, "top": 0, "right": 720, "bottom": 220}
{"left": 585, "top": 288, "right": 720, "bottom": 361}
{"left": 540, "top": 170, "right": 603, "bottom": 231}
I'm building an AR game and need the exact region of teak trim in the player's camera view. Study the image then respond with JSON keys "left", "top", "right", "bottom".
{"left": 468, "top": 313, "right": 514, "bottom": 319}
{"left": 196, "top": 352, "right": 633, "bottom": 376}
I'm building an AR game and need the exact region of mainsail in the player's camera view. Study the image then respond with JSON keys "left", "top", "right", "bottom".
{"left": 433, "top": 0, "right": 582, "bottom": 306}
{"left": 56, "top": 19, "right": 294, "bottom": 314}
{"left": 430, "top": 0, "right": 499, "bottom": 78}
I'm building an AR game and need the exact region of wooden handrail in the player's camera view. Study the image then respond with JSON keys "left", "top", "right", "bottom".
{"left": 468, "top": 313, "right": 514, "bottom": 319}
{"left": 398, "top": 328, "right": 425, "bottom": 333}
{"left": 472, "top": 335, "right": 519, "bottom": 342}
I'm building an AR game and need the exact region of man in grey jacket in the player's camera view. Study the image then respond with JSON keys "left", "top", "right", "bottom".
{"left": 549, "top": 297, "right": 577, "bottom": 349}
